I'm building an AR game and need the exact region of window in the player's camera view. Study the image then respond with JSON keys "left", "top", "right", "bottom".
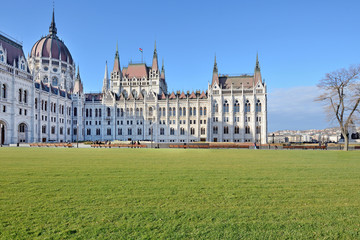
{"left": 200, "top": 107, "right": 203, "bottom": 116}
{"left": 90, "top": 109, "right": 92, "bottom": 117}
{"left": 42, "top": 125, "right": 46, "bottom": 134}
{"left": 149, "top": 107, "right": 153, "bottom": 116}
{"left": 213, "top": 101, "right": 218, "bottom": 113}
{"left": 96, "top": 129, "right": 101, "bottom": 135}
{"left": 213, "top": 126, "right": 218, "bottom": 134}
{"left": 245, "top": 100, "right": 250, "bottom": 113}
{"left": 201, "top": 128, "right": 205, "bottom": 135}
{"left": 245, "top": 126, "right": 250, "bottom": 134}
{"left": 180, "top": 128, "right": 185, "bottom": 135}
{"left": 193, "top": 107, "right": 196, "bottom": 116}
{"left": 179, "top": 107, "right": 182, "bottom": 116}
{"left": 160, "top": 128, "right": 165, "bottom": 135}
{"left": 190, "top": 128, "right": 195, "bottom": 135}
{"left": 43, "top": 76, "right": 48, "bottom": 83}
{"left": 118, "top": 128, "right": 122, "bottom": 135}
{"left": 149, "top": 127, "right": 153, "bottom": 136}
{"left": 107, "top": 128, "right": 111, "bottom": 135}
{"left": 51, "top": 126, "right": 56, "bottom": 134}
{"left": 173, "top": 107, "right": 176, "bottom": 116}
{"left": 0, "top": 50, "right": 4, "bottom": 62}
{"left": 52, "top": 77, "right": 58, "bottom": 86}
{"left": 18, "top": 89, "right": 22, "bottom": 102}
{"left": 256, "top": 126, "right": 261, "bottom": 134}
{"left": 60, "top": 127, "right": 63, "bottom": 135}
{"left": 189, "top": 107, "right": 192, "bottom": 116}
{"left": 256, "top": 117, "right": 261, "bottom": 122}
{"left": 87, "top": 129, "right": 91, "bottom": 135}
{"left": 183, "top": 107, "right": 186, "bottom": 116}
{"left": 107, "top": 107, "right": 111, "bottom": 117}
{"left": 86, "top": 109, "right": 89, "bottom": 117}
{"left": 24, "top": 90, "right": 27, "bottom": 104}
{"left": 137, "top": 128, "right": 142, "bottom": 135}
{"left": 204, "top": 107, "right": 207, "bottom": 115}
{"left": 99, "top": 109, "right": 102, "bottom": 117}
{"left": 224, "top": 126, "right": 229, "bottom": 134}
{"left": 170, "top": 128, "right": 175, "bottom": 135}
{"left": 2, "top": 84, "right": 6, "bottom": 98}
{"left": 74, "top": 107, "right": 77, "bottom": 116}
{"left": 256, "top": 100, "right": 262, "bottom": 112}
{"left": 234, "top": 100, "right": 240, "bottom": 112}
{"left": 235, "top": 126, "right": 240, "bottom": 134}
{"left": 128, "top": 128, "right": 132, "bottom": 135}
{"left": 223, "top": 100, "right": 229, "bottom": 113}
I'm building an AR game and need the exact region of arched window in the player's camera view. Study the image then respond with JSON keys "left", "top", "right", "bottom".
{"left": 170, "top": 128, "right": 175, "bottom": 135}
{"left": 173, "top": 107, "right": 176, "bottom": 116}
{"left": 224, "top": 126, "right": 229, "bottom": 134}
{"left": 193, "top": 107, "right": 196, "bottom": 116}
{"left": 159, "top": 107, "right": 162, "bottom": 117}
{"left": 149, "top": 107, "right": 153, "bottom": 116}
{"left": 136, "top": 108, "right": 139, "bottom": 117}
{"left": 54, "top": 103, "right": 56, "bottom": 113}
{"left": 245, "top": 126, "right": 250, "bottom": 134}
{"left": 51, "top": 126, "right": 56, "bottom": 134}
{"left": 256, "top": 100, "right": 262, "bottom": 112}
{"left": 140, "top": 108, "right": 143, "bottom": 116}
{"left": 86, "top": 109, "right": 89, "bottom": 117}
{"left": 201, "top": 128, "right": 205, "bottom": 135}
{"left": 180, "top": 128, "right": 185, "bottom": 135}
{"left": 24, "top": 90, "right": 27, "bottom": 104}
{"left": 183, "top": 107, "right": 186, "bottom": 116}
{"left": 128, "top": 128, "right": 132, "bottom": 135}
{"left": 213, "top": 101, "right": 218, "bottom": 113}
{"left": 200, "top": 107, "right": 203, "bottom": 116}
{"left": 2, "top": 84, "right": 6, "bottom": 98}
{"left": 18, "top": 89, "right": 22, "bottom": 102}
{"left": 74, "top": 107, "right": 77, "bottom": 116}
{"left": 99, "top": 108, "right": 102, "bottom": 117}
{"left": 234, "top": 100, "right": 240, "bottom": 113}
{"left": 213, "top": 126, "right": 218, "bottom": 134}
{"left": 245, "top": 100, "right": 251, "bottom": 113}
{"left": 107, "top": 107, "right": 111, "bottom": 117}
{"left": 132, "top": 89, "right": 138, "bottom": 98}
{"left": 179, "top": 107, "right": 182, "bottom": 116}
{"left": 256, "top": 126, "right": 261, "bottom": 134}
{"left": 96, "top": 109, "right": 98, "bottom": 117}
{"left": 149, "top": 127, "right": 153, "bottom": 135}
{"left": 235, "top": 126, "right": 240, "bottom": 134}
{"left": 60, "top": 127, "right": 64, "bottom": 135}
{"left": 42, "top": 125, "right": 46, "bottom": 134}
{"left": 86, "top": 129, "right": 91, "bottom": 135}
{"left": 52, "top": 77, "right": 58, "bottom": 86}
{"left": 137, "top": 128, "right": 142, "bottom": 135}
{"left": 189, "top": 107, "right": 192, "bottom": 116}
{"left": 141, "top": 89, "right": 147, "bottom": 97}
{"left": 204, "top": 107, "right": 207, "bottom": 115}
{"left": 190, "top": 128, "right": 195, "bottom": 135}
{"left": 0, "top": 49, "right": 4, "bottom": 62}
{"left": 168, "top": 107, "right": 172, "bottom": 116}
{"left": 89, "top": 109, "right": 92, "bottom": 117}
{"left": 163, "top": 108, "right": 166, "bottom": 117}
{"left": 118, "top": 128, "right": 122, "bottom": 135}
{"left": 160, "top": 128, "right": 165, "bottom": 135}
{"left": 130, "top": 108, "right": 133, "bottom": 116}
{"left": 223, "top": 100, "right": 229, "bottom": 113}
{"left": 44, "top": 101, "right": 47, "bottom": 111}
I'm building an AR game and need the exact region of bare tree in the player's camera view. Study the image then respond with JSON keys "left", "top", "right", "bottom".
{"left": 316, "top": 65, "right": 360, "bottom": 151}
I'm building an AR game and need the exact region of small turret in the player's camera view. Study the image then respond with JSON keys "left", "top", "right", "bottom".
{"left": 160, "top": 58, "right": 165, "bottom": 80}
{"left": 102, "top": 61, "right": 109, "bottom": 93}
{"left": 254, "top": 52, "right": 262, "bottom": 84}
{"left": 112, "top": 42, "right": 121, "bottom": 73}
{"left": 73, "top": 65, "right": 83, "bottom": 94}
{"left": 152, "top": 40, "right": 158, "bottom": 71}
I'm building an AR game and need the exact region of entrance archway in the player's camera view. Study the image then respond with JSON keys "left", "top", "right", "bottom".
{"left": 18, "top": 123, "right": 28, "bottom": 143}
{"left": 0, "top": 121, "right": 6, "bottom": 145}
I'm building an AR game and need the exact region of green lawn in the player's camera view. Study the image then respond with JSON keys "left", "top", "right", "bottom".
{"left": 0, "top": 148, "right": 360, "bottom": 239}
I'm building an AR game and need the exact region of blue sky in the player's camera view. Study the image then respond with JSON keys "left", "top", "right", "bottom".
{"left": 1, "top": 0, "right": 359, "bottom": 131}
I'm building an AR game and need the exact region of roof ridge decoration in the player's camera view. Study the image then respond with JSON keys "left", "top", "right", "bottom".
{"left": 169, "top": 91, "right": 176, "bottom": 99}
{"left": 179, "top": 91, "right": 186, "bottom": 99}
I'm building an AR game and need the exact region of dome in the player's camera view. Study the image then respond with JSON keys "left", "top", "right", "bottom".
{"left": 30, "top": 10, "right": 73, "bottom": 65}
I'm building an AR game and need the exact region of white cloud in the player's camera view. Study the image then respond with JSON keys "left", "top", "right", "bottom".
{"left": 268, "top": 86, "right": 334, "bottom": 131}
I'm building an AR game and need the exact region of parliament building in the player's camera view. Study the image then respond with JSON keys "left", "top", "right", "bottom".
{"left": 0, "top": 11, "right": 268, "bottom": 145}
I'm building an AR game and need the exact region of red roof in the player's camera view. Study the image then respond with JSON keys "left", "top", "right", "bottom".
{"left": 122, "top": 63, "right": 149, "bottom": 78}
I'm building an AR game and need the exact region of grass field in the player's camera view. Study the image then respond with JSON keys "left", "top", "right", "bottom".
{"left": 0, "top": 148, "right": 360, "bottom": 239}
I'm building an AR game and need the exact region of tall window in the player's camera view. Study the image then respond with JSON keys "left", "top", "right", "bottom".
{"left": 256, "top": 126, "right": 261, "bottom": 134}
{"left": 213, "top": 126, "right": 218, "bottom": 134}
{"left": 183, "top": 107, "right": 186, "bottom": 116}
{"left": 204, "top": 107, "right": 207, "bottom": 115}
{"left": 24, "top": 90, "right": 27, "bottom": 103}
{"left": 193, "top": 107, "right": 196, "bottom": 116}
{"left": 245, "top": 126, "right": 250, "bottom": 134}
{"left": 201, "top": 128, "right": 205, "bottom": 135}
{"left": 256, "top": 100, "right": 262, "bottom": 112}
{"left": 107, "top": 107, "right": 111, "bottom": 117}
{"left": 107, "top": 128, "right": 111, "bottom": 135}
{"left": 35, "top": 98, "right": 38, "bottom": 109}
{"left": 170, "top": 128, "right": 175, "bottom": 135}
{"left": 234, "top": 100, "right": 240, "bottom": 112}
{"left": 51, "top": 126, "right": 56, "bottom": 134}
{"left": 74, "top": 107, "right": 77, "bottom": 117}
{"left": 160, "top": 128, "right": 165, "bottom": 135}
{"left": 2, "top": 84, "right": 6, "bottom": 98}
{"left": 87, "top": 129, "right": 91, "bottom": 135}
{"left": 96, "top": 109, "right": 98, "bottom": 117}
{"left": 173, "top": 107, "right": 176, "bottom": 116}
{"left": 224, "top": 126, "right": 229, "bottom": 134}
{"left": 179, "top": 107, "right": 182, "bottom": 116}
{"left": 180, "top": 128, "right": 185, "bottom": 135}
{"left": 200, "top": 107, "right": 203, "bottom": 116}
{"left": 213, "top": 101, "right": 218, "bottom": 113}
{"left": 128, "top": 128, "right": 132, "bottom": 135}
{"left": 97, "top": 129, "right": 101, "bottom": 135}
{"left": 189, "top": 107, "right": 192, "bottom": 116}
{"left": 42, "top": 125, "right": 46, "bottom": 134}
{"left": 149, "top": 107, "right": 153, "bottom": 116}
{"left": 245, "top": 100, "right": 251, "bottom": 113}
{"left": 18, "top": 89, "right": 22, "bottom": 102}
{"left": 223, "top": 100, "right": 229, "bottom": 113}
{"left": 190, "top": 128, "right": 195, "bottom": 135}
{"left": 118, "top": 128, "right": 122, "bottom": 135}
{"left": 235, "top": 126, "right": 240, "bottom": 134}
{"left": 159, "top": 107, "right": 162, "bottom": 117}
{"left": 99, "top": 109, "right": 102, "bottom": 117}
{"left": 60, "top": 127, "right": 63, "bottom": 135}
{"left": 137, "top": 128, "right": 142, "bottom": 135}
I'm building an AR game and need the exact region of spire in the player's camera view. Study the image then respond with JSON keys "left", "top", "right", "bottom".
{"left": 49, "top": 8, "right": 57, "bottom": 36}
{"left": 211, "top": 54, "right": 219, "bottom": 86}
{"left": 152, "top": 40, "right": 158, "bottom": 71}
{"left": 76, "top": 65, "right": 80, "bottom": 80}
{"left": 255, "top": 52, "right": 260, "bottom": 72}
{"left": 102, "top": 61, "right": 109, "bottom": 93}
{"left": 74, "top": 65, "right": 83, "bottom": 94}
{"left": 160, "top": 58, "right": 165, "bottom": 80}
{"left": 113, "top": 42, "right": 120, "bottom": 72}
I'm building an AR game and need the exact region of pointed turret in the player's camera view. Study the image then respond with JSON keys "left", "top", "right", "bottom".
{"left": 211, "top": 55, "right": 219, "bottom": 86}
{"left": 49, "top": 8, "right": 57, "bottom": 36}
{"left": 102, "top": 61, "right": 109, "bottom": 93}
{"left": 152, "top": 40, "right": 158, "bottom": 71}
{"left": 254, "top": 52, "right": 262, "bottom": 84}
{"left": 160, "top": 58, "right": 165, "bottom": 80}
{"left": 73, "top": 65, "right": 83, "bottom": 94}
{"left": 113, "top": 42, "right": 121, "bottom": 72}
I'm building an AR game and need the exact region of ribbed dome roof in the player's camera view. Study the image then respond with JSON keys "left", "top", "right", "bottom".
{"left": 30, "top": 10, "right": 73, "bottom": 65}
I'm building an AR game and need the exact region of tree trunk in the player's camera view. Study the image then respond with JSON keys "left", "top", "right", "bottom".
{"left": 343, "top": 134, "right": 349, "bottom": 151}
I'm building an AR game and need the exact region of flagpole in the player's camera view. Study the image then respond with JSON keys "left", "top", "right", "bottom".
{"left": 141, "top": 51, "right": 143, "bottom": 63}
